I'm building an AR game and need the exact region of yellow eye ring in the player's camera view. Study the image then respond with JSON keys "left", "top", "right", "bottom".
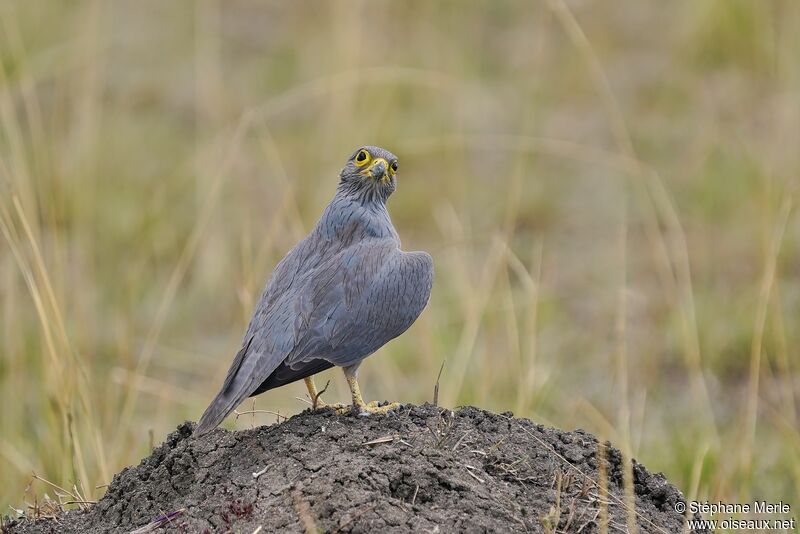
{"left": 389, "top": 160, "right": 399, "bottom": 175}
{"left": 355, "top": 149, "right": 370, "bottom": 166}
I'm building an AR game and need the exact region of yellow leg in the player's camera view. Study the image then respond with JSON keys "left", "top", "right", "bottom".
{"left": 346, "top": 374, "right": 365, "bottom": 409}
{"left": 304, "top": 376, "right": 347, "bottom": 411}
{"left": 344, "top": 368, "right": 400, "bottom": 415}
{"left": 304, "top": 377, "right": 326, "bottom": 410}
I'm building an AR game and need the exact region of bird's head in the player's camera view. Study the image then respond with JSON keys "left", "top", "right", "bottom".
{"left": 338, "top": 146, "right": 399, "bottom": 203}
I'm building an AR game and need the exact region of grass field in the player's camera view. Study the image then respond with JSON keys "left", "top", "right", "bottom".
{"left": 1, "top": 0, "right": 799, "bottom": 523}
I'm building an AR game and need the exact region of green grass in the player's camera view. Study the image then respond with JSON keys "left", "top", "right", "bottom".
{"left": 1, "top": 0, "right": 799, "bottom": 524}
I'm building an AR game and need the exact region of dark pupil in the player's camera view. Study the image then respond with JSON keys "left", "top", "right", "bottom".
{"left": 357, "top": 151, "right": 367, "bottom": 162}
{"left": 391, "top": 162, "right": 398, "bottom": 171}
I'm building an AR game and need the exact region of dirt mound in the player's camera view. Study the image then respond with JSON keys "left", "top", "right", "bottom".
{"left": 6, "top": 404, "right": 707, "bottom": 533}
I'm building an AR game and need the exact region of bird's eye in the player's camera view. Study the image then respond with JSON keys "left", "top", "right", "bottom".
{"left": 355, "top": 150, "right": 370, "bottom": 165}
{"left": 390, "top": 161, "right": 399, "bottom": 174}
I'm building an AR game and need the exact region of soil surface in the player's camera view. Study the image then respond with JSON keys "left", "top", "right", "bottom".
{"left": 5, "top": 404, "right": 708, "bottom": 533}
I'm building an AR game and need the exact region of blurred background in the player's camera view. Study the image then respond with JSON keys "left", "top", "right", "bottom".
{"left": 1, "top": 0, "right": 798, "bottom": 519}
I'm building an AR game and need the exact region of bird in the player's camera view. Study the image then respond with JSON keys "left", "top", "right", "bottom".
{"left": 195, "top": 146, "right": 433, "bottom": 435}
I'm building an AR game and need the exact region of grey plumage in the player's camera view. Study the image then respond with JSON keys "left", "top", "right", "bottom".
{"left": 195, "top": 146, "right": 433, "bottom": 435}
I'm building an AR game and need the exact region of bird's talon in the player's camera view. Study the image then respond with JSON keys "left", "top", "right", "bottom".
{"left": 353, "top": 401, "right": 401, "bottom": 416}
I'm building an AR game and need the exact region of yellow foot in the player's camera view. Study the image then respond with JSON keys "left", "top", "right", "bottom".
{"left": 310, "top": 400, "right": 348, "bottom": 411}
{"left": 327, "top": 402, "right": 349, "bottom": 411}
{"left": 354, "top": 401, "right": 402, "bottom": 416}
{"left": 333, "top": 404, "right": 352, "bottom": 415}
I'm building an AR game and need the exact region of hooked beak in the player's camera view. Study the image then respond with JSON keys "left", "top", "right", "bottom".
{"left": 359, "top": 157, "right": 388, "bottom": 182}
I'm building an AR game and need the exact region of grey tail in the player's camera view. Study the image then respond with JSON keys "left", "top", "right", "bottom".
{"left": 195, "top": 390, "right": 238, "bottom": 436}
{"left": 194, "top": 336, "right": 254, "bottom": 436}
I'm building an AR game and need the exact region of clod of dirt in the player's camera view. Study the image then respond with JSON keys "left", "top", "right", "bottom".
{"left": 5, "top": 404, "right": 709, "bottom": 533}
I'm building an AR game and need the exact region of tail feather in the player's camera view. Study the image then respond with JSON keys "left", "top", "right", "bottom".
{"left": 194, "top": 337, "right": 255, "bottom": 436}
{"left": 195, "top": 390, "right": 240, "bottom": 436}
